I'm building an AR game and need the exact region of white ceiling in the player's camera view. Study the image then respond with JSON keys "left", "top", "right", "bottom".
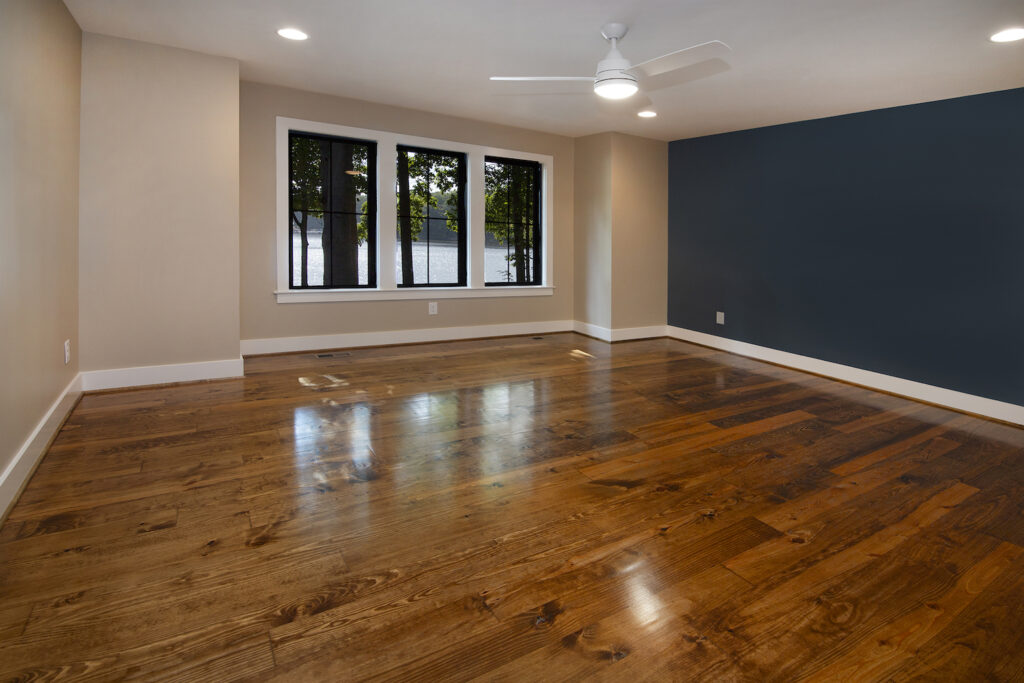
{"left": 63, "top": 0, "right": 1024, "bottom": 141}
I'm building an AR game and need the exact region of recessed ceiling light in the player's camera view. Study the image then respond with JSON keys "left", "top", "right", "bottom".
{"left": 637, "top": 110, "right": 657, "bottom": 118}
{"left": 277, "top": 27, "right": 308, "bottom": 41}
{"left": 990, "top": 27, "right": 1024, "bottom": 42}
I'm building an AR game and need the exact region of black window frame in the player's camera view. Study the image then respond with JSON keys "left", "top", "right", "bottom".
{"left": 288, "top": 130, "right": 378, "bottom": 290}
{"left": 395, "top": 144, "right": 468, "bottom": 288}
{"left": 483, "top": 155, "right": 543, "bottom": 287}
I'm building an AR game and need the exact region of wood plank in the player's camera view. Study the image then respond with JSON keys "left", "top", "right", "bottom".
{"left": 804, "top": 541, "right": 1023, "bottom": 681}
{"left": 0, "top": 333, "right": 1021, "bottom": 679}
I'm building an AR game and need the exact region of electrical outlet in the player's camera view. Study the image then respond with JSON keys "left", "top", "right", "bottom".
{"left": 64, "top": 339, "right": 71, "bottom": 365}
{"left": 716, "top": 311, "right": 725, "bottom": 325}
{"left": 428, "top": 301, "right": 438, "bottom": 315}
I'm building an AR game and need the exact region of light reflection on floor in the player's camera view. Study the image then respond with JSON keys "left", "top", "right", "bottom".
{"left": 480, "top": 382, "right": 535, "bottom": 479}
{"left": 627, "top": 575, "right": 665, "bottom": 627}
{"left": 281, "top": 348, "right": 648, "bottom": 535}
{"left": 290, "top": 399, "right": 377, "bottom": 531}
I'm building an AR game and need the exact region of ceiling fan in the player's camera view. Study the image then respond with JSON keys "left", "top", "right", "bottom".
{"left": 490, "top": 23, "right": 731, "bottom": 105}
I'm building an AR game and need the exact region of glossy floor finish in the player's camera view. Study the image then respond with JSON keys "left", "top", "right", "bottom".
{"left": 2, "top": 334, "right": 1024, "bottom": 681}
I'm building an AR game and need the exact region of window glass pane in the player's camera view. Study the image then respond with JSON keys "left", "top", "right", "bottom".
{"left": 396, "top": 147, "right": 465, "bottom": 286}
{"left": 291, "top": 211, "right": 325, "bottom": 287}
{"left": 290, "top": 137, "right": 326, "bottom": 211}
{"left": 328, "top": 140, "right": 368, "bottom": 214}
{"left": 485, "top": 157, "right": 541, "bottom": 285}
{"left": 289, "top": 131, "right": 376, "bottom": 289}
{"left": 326, "top": 212, "right": 370, "bottom": 286}
{"left": 484, "top": 220, "right": 510, "bottom": 283}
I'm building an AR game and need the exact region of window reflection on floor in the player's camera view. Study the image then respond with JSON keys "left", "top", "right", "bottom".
{"left": 481, "top": 382, "right": 535, "bottom": 480}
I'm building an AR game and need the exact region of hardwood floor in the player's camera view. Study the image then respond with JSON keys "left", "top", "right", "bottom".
{"left": 2, "top": 332, "right": 1023, "bottom": 681}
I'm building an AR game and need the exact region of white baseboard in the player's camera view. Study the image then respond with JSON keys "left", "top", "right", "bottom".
{"left": 572, "top": 321, "right": 613, "bottom": 341}
{"left": 240, "top": 320, "right": 575, "bottom": 356}
{"left": 1, "top": 374, "right": 82, "bottom": 521}
{"left": 70, "top": 322, "right": 1019, "bottom": 427}
{"left": 665, "top": 325, "right": 1024, "bottom": 426}
{"left": 80, "top": 357, "right": 244, "bottom": 392}
{"left": 572, "top": 321, "right": 666, "bottom": 342}
{"left": 610, "top": 325, "right": 667, "bottom": 342}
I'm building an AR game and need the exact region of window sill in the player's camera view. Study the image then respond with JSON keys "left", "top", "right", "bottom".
{"left": 274, "top": 286, "right": 554, "bottom": 304}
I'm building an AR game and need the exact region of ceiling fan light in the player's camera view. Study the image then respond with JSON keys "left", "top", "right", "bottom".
{"left": 594, "top": 78, "right": 638, "bottom": 100}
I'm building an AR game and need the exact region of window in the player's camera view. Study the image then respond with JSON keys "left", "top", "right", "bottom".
{"left": 484, "top": 156, "right": 542, "bottom": 286}
{"left": 395, "top": 145, "right": 467, "bottom": 287}
{"left": 277, "top": 117, "right": 554, "bottom": 302}
{"left": 289, "top": 131, "right": 377, "bottom": 288}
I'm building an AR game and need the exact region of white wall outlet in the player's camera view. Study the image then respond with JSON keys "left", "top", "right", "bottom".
{"left": 716, "top": 311, "right": 725, "bottom": 325}
{"left": 64, "top": 339, "right": 71, "bottom": 365}
{"left": 428, "top": 301, "right": 438, "bottom": 315}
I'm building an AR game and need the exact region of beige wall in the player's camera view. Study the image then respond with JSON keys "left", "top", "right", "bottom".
{"left": 79, "top": 34, "right": 240, "bottom": 370}
{"left": 573, "top": 132, "right": 668, "bottom": 331}
{"left": 572, "top": 134, "right": 613, "bottom": 329}
{"left": 611, "top": 133, "right": 668, "bottom": 329}
{"left": 0, "top": 0, "right": 81, "bottom": 471}
{"left": 239, "top": 81, "right": 574, "bottom": 342}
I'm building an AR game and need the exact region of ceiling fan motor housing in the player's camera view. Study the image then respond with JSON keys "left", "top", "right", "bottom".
{"left": 593, "top": 43, "right": 638, "bottom": 98}
{"left": 595, "top": 52, "right": 635, "bottom": 84}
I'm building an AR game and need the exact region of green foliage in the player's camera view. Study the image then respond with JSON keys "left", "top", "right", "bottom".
{"left": 485, "top": 160, "right": 538, "bottom": 282}
{"left": 396, "top": 150, "right": 461, "bottom": 240}
{"left": 290, "top": 136, "right": 323, "bottom": 214}
{"left": 484, "top": 162, "right": 536, "bottom": 230}
{"left": 290, "top": 136, "right": 370, "bottom": 244}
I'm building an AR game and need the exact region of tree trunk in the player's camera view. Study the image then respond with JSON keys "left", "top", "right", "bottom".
{"left": 511, "top": 171, "right": 527, "bottom": 283}
{"left": 398, "top": 151, "right": 415, "bottom": 285}
{"left": 299, "top": 211, "right": 309, "bottom": 287}
{"left": 333, "top": 143, "right": 359, "bottom": 285}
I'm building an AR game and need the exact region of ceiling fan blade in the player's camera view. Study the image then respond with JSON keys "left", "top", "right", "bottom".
{"left": 489, "top": 76, "right": 593, "bottom": 82}
{"left": 629, "top": 40, "right": 731, "bottom": 79}
{"left": 492, "top": 91, "right": 594, "bottom": 97}
{"left": 640, "top": 57, "right": 731, "bottom": 93}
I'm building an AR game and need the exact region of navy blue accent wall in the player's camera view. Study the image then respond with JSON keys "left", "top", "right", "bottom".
{"left": 667, "top": 87, "right": 1024, "bottom": 405}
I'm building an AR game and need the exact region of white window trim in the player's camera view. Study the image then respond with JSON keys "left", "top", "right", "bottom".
{"left": 275, "top": 117, "right": 554, "bottom": 303}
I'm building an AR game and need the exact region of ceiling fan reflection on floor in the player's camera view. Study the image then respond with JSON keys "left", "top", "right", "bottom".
{"left": 490, "top": 23, "right": 731, "bottom": 111}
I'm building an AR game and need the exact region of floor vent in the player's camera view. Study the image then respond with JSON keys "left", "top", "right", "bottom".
{"left": 315, "top": 352, "right": 351, "bottom": 359}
